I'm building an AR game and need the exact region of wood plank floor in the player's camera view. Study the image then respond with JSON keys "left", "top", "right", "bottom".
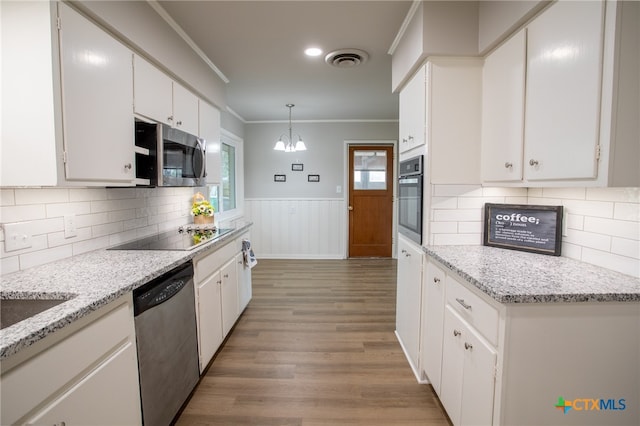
{"left": 176, "top": 259, "right": 451, "bottom": 425}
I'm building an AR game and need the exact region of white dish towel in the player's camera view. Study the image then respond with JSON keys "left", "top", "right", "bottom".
{"left": 242, "top": 239, "right": 257, "bottom": 269}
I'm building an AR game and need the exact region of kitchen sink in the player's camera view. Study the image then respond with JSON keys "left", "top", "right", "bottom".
{"left": 1, "top": 296, "right": 74, "bottom": 330}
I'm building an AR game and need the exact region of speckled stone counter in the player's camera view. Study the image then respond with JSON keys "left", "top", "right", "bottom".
{"left": 424, "top": 245, "right": 640, "bottom": 304}
{"left": 0, "top": 222, "right": 252, "bottom": 360}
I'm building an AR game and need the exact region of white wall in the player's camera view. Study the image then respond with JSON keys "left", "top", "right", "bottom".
{"left": 0, "top": 187, "right": 199, "bottom": 275}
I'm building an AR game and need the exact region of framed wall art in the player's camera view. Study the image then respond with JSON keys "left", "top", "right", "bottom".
{"left": 483, "top": 203, "right": 563, "bottom": 256}
{"left": 274, "top": 174, "right": 286, "bottom": 182}
{"left": 308, "top": 174, "right": 320, "bottom": 182}
{"left": 292, "top": 164, "right": 304, "bottom": 171}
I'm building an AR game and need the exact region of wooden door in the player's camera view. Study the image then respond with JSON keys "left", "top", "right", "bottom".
{"left": 348, "top": 145, "right": 394, "bottom": 257}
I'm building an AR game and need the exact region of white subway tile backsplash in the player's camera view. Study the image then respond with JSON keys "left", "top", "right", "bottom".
{"left": 69, "top": 188, "right": 108, "bottom": 202}
{"left": 611, "top": 237, "right": 640, "bottom": 260}
{"left": 427, "top": 184, "right": 640, "bottom": 278}
{"left": 564, "top": 228, "right": 612, "bottom": 252}
{"left": 1, "top": 187, "right": 198, "bottom": 275}
{"left": 46, "top": 202, "right": 91, "bottom": 218}
{"left": 586, "top": 187, "right": 640, "bottom": 203}
{"left": 15, "top": 188, "right": 69, "bottom": 205}
{"left": 541, "top": 187, "right": 586, "bottom": 200}
{"left": 584, "top": 216, "right": 640, "bottom": 240}
{"left": 614, "top": 203, "right": 640, "bottom": 222}
{"left": 20, "top": 245, "right": 72, "bottom": 270}
{"left": 581, "top": 248, "right": 640, "bottom": 278}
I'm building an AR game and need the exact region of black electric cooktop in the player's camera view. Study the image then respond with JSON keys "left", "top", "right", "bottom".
{"left": 108, "top": 226, "right": 234, "bottom": 251}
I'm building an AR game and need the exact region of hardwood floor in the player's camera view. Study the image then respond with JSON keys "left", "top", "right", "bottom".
{"left": 176, "top": 259, "right": 451, "bottom": 425}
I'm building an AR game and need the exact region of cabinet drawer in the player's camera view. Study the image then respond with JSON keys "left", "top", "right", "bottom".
{"left": 194, "top": 240, "right": 237, "bottom": 282}
{"left": 446, "top": 276, "right": 499, "bottom": 346}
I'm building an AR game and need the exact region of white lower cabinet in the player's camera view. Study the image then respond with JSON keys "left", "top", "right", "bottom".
{"left": 194, "top": 232, "right": 252, "bottom": 371}
{"left": 0, "top": 295, "right": 141, "bottom": 426}
{"left": 395, "top": 235, "right": 424, "bottom": 378}
{"left": 440, "top": 306, "right": 496, "bottom": 426}
{"left": 420, "top": 260, "right": 445, "bottom": 393}
{"left": 422, "top": 257, "right": 640, "bottom": 426}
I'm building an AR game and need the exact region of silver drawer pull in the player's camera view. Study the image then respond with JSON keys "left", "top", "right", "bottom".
{"left": 453, "top": 329, "right": 461, "bottom": 337}
{"left": 464, "top": 342, "right": 473, "bottom": 350}
{"left": 456, "top": 298, "right": 472, "bottom": 310}
{"left": 433, "top": 277, "right": 441, "bottom": 284}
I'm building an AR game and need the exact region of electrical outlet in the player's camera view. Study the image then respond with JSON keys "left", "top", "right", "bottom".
{"left": 64, "top": 214, "right": 77, "bottom": 238}
{"left": 3, "top": 222, "right": 33, "bottom": 252}
{"left": 336, "top": 185, "right": 342, "bottom": 194}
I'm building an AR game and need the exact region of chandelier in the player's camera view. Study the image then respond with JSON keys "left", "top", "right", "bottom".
{"left": 273, "top": 104, "right": 307, "bottom": 152}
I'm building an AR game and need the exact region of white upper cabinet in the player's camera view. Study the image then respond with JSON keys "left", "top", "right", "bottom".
{"left": 58, "top": 3, "right": 134, "bottom": 183}
{"left": 172, "top": 83, "right": 199, "bottom": 136}
{"left": 399, "top": 66, "right": 426, "bottom": 154}
{"left": 199, "top": 100, "right": 222, "bottom": 184}
{"left": 524, "top": 0, "right": 604, "bottom": 181}
{"left": 481, "top": 30, "right": 526, "bottom": 183}
{"left": 481, "top": 0, "right": 639, "bottom": 187}
{"left": 133, "top": 55, "right": 173, "bottom": 126}
{"left": 133, "top": 54, "right": 199, "bottom": 136}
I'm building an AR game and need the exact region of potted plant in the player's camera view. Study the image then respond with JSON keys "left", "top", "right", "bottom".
{"left": 191, "top": 192, "right": 215, "bottom": 225}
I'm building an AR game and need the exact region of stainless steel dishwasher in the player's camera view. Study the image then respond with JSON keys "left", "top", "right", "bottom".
{"left": 133, "top": 261, "right": 200, "bottom": 426}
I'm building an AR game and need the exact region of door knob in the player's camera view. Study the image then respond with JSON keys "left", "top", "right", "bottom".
{"left": 348, "top": 206, "right": 353, "bottom": 211}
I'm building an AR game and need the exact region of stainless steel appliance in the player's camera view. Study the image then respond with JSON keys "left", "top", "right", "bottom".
{"left": 133, "top": 261, "right": 200, "bottom": 426}
{"left": 134, "top": 120, "right": 206, "bottom": 187}
{"left": 108, "top": 226, "right": 234, "bottom": 251}
{"left": 398, "top": 155, "right": 423, "bottom": 244}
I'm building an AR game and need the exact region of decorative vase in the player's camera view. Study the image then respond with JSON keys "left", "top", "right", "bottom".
{"left": 194, "top": 214, "right": 214, "bottom": 225}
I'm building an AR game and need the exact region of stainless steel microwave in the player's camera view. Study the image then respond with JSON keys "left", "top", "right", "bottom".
{"left": 135, "top": 120, "right": 206, "bottom": 187}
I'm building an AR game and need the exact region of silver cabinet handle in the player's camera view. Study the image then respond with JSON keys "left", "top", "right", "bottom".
{"left": 124, "top": 163, "right": 132, "bottom": 170}
{"left": 176, "top": 120, "right": 183, "bottom": 126}
{"left": 464, "top": 342, "right": 473, "bottom": 350}
{"left": 456, "top": 298, "right": 472, "bottom": 310}
{"left": 223, "top": 273, "right": 229, "bottom": 278}
{"left": 407, "top": 135, "right": 414, "bottom": 141}
{"left": 401, "top": 249, "right": 407, "bottom": 254}
{"left": 433, "top": 277, "right": 441, "bottom": 284}
{"left": 504, "top": 162, "right": 513, "bottom": 169}
{"left": 168, "top": 115, "right": 174, "bottom": 122}
{"left": 529, "top": 159, "right": 539, "bottom": 166}
{"left": 453, "top": 329, "right": 461, "bottom": 337}
{"left": 402, "top": 138, "right": 408, "bottom": 144}
{"left": 217, "top": 280, "right": 222, "bottom": 284}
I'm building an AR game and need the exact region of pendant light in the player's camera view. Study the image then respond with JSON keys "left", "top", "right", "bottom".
{"left": 273, "top": 104, "right": 307, "bottom": 152}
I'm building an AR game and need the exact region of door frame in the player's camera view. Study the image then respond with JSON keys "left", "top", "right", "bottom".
{"left": 343, "top": 140, "right": 398, "bottom": 259}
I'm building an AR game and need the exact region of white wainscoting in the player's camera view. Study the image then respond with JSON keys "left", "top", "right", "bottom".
{"left": 245, "top": 198, "right": 346, "bottom": 259}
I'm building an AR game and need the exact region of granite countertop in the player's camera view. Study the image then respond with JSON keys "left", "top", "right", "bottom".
{"left": 0, "top": 222, "right": 252, "bottom": 360}
{"left": 424, "top": 245, "right": 640, "bottom": 304}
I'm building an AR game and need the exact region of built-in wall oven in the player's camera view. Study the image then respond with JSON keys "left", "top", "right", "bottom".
{"left": 398, "top": 155, "right": 423, "bottom": 244}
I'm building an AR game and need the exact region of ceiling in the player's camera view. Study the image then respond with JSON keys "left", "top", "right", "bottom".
{"left": 156, "top": 1, "right": 413, "bottom": 122}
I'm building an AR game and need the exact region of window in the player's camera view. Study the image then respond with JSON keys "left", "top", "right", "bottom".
{"left": 221, "top": 142, "right": 236, "bottom": 211}
{"left": 209, "top": 132, "right": 243, "bottom": 220}
{"left": 353, "top": 150, "right": 387, "bottom": 190}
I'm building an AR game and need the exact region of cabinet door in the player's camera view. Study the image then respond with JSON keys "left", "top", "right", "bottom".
{"left": 421, "top": 260, "right": 446, "bottom": 394}
{"left": 58, "top": 3, "right": 133, "bottom": 183}
{"left": 220, "top": 258, "right": 239, "bottom": 337}
{"left": 133, "top": 54, "right": 173, "bottom": 125}
{"left": 399, "top": 66, "right": 425, "bottom": 153}
{"left": 440, "top": 306, "right": 465, "bottom": 425}
{"left": 395, "top": 236, "right": 423, "bottom": 372}
{"left": 26, "top": 342, "right": 142, "bottom": 426}
{"left": 459, "top": 324, "right": 497, "bottom": 426}
{"left": 428, "top": 59, "right": 482, "bottom": 184}
{"left": 173, "top": 83, "right": 199, "bottom": 136}
{"left": 196, "top": 271, "right": 223, "bottom": 371}
{"left": 481, "top": 30, "right": 526, "bottom": 183}
{"left": 236, "top": 252, "right": 252, "bottom": 313}
{"left": 524, "top": 0, "right": 604, "bottom": 181}
{"left": 199, "top": 100, "right": 222, "bottom": 184}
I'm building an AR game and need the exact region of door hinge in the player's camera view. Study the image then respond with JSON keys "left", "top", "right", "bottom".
{"left": 595, "top": 144, "right": 601, "bottom": 161}
{"left": 62, "top": 151, "right": 68, "bottom": 164}
{"left": 494, "top": 365, "right": 498, "bottom": 379}
{"left": 57, "top": 17, "right": 61, "bottom": 30}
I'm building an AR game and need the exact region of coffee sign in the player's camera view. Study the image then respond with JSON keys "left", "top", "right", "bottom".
{"left": 483, "top": 203, "right": 563, "bottom": 256}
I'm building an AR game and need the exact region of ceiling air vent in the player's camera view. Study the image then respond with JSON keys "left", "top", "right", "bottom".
{"left": 324, "top": 49, "right": 369, "bottom": 68}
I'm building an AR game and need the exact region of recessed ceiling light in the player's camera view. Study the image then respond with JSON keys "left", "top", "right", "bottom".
{"left": 304, "top": 47, "right": 323, "bottom": 57}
